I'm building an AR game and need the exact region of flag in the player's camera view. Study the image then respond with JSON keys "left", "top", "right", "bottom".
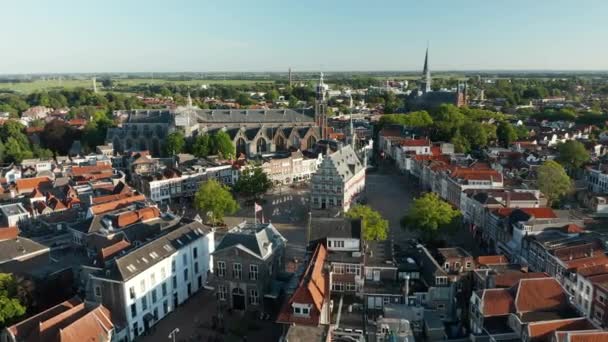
{"left": 254, "top": 202, "right": 262, "bottom": 213}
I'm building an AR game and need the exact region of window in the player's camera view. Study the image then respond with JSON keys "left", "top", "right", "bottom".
{"left": 466, "top": 262, "right": 472, "bottom": 269}
{"left": 172, "top": 260, "right": 176, "bottom": 273}
{"left": 184, "top": 268, "right": 189, "bottom": 281}
{"left": 163, "top": 300, "right": 169, "bottom": 315}
{"left": 302, "top": 307, "right": 310, "bottom": 315}
{"left": 183, "top": 254, "right": 188, "bottom": 265}
{"left": 249, "top": 289, "right": 259, "bottom": 305}
{"left": 94, "top": 286, "right": 101, "bottom": 297}
{"left": 437, "top": 304, "right": 445, "bottom": 310}
{"left": 436, "top": 277, "right": 448, "bottom": 285}
{"left": 586, "top": 286, "right": 591, "bottom": 295}
{"left": 140, "top": 279, "right": 146, "bottom": 293}
{"left": 172, "top": 276, "right": 177, "bottom": 288}
{"left": 152, "top": 289, "right": 157, "bottom": 303}
{"left": 332, "top": 282, "right": 344, "bottom": 292}
{"left": 599, "top": 295, "right": 606, "bottom": 304}
{"left": 218, "top": 285, "right": 227, "bottom": 301}
{"left": 162, "top": 283, "right": 167, "bottom": 297}
{"left": 129, "top": 286, "right": 135, "bottom": 299}
{"left": 328, "top": 240, "right": 332, "bottom": 247}
{"left": 194, "top": 262, "right": 199, "bottom": 274}
{"left": 346, "top": 283, "right": 357, "bottom": 291}
{"left": 161, "top": 267, "right": 166, "bottom": 279}
{"left": 233, "top": 263, "right": 242, "bottom": 280}
{"left": 141, "top": 296, "right": 148, "bottom": 311}
{"left": 334, "top": 265, "right": 344, "bottom": 274}
{"left": 193, "top": 247, "right": 198, "bottom": 259}
{"left": 217, "top": 261, "right": 226, "bottom": 277}
{"left": 383, "top": 297, "right": 390, "bottom": 305}
{"left": 130, "top": 303, "right": 137, "bottom": 317}
{"left": 346, "top": 265, "right": 359, "bottom": 275}
{"left": 444, "top": 263, "right": 450, "bottom": 270}
{"left": 150, "top": 273, "right": 156, "bottom": 285}
{"left": 250, "top": 264, "right": 258, "bottom": 281}
{"left": 294, "top": 307, "right": 301, "bottom": 314}
{"left": 133, "top": 322, "right": 139, "bottom": 336}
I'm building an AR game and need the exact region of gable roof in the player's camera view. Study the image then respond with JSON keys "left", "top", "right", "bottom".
{"left": 277, "top": 243, "right": 328, "bottom": 326}
{"left": 214, "top": 222, "right": 286, "bottom": 259}
{"left": 89, "top": 194, "right": 146, "bottom": 215}
{"left": 515, "top": 278, "right": 567, "bottom": 314}
{"left": 6, "top": 297, "right": 113, "bottom": 342}
{"left": 527, "top": 317, "right": 594, "bottom": 341}
{"left": 482, "top": 289, "right": 514, "bottom": 317}
{"left": 476, "top": 255, "right": 509, "bottom": 266}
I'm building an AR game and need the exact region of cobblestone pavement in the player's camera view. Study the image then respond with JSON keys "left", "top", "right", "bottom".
{"left": 139, "top": 289, "right": 281, "bottom": 342}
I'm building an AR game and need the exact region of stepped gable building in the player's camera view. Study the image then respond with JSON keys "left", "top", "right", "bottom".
{"left": 310, "top": 145, "right": 366, "bottom": 211}
{"left": 108, "top": 93, "right": 321, "bottom": 158}
{"left": 407, "top": 47, "right": 467, "bottom": 110}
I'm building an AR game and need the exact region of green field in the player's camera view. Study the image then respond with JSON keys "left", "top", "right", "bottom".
{"left": 0, "top": 78, "right": 275, "bottom": 93}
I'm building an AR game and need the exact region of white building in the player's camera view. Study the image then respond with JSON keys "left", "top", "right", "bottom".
{"left": 0, "top": 203, "right": 30, "bottom": 227}
{"left": 585, "top": 165, "right": 608, "bottom": 194}
{"left": 88, "top": 220, "right": 214, "bottom": 341}
{"left": 260, "top": 151, "right": 322, "bottom": 184}
{"left": 311, "top": 145, "right": 366, "bottom": 211}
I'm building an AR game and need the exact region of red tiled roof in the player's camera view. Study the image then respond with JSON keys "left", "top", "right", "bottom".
{"left": 99, "top": 239, "right": 131, "bottom": 261}
{"left": 92, "top": 192, "right": 133, "bottom": 205}
{"left": 277, "top": 243, "right": 328, "bottom": 326}
{"left": 566, "top": 332, "right": 608, "bottom": 342}
{"left": 476, "top": 255, "right": 509, "bottom": 266}
{"left": 577, "top": 264, "right": 608, "bottom": 277}
{"left": 67, "top": 118, "right": 87, "bottom": 127}
{"left": 116, "top": 207, "right": 160, "bottom": 228}
{"left": 563, "top": 255, "right": 608, "bottom": 271}
{"left": 494, "top": 272, "right": 548, "bottom": 288}
{"left": 90, "top": 194, "right": 146, "bottom": 215}
{"left": 0, "top": 226, "right": 20, "bottom": 241}
{"left": 58, "top": 305, "right": 113, "bottom": 342}
{"left": 70, "top": 164, "right": 112, "bottom": 177}
{"left": 515, "top": 278, "right": 567, "bottom": 314}
{"left": 493, "top": 207, "right": 557, "bottom": 219}
{"left": 401, "top": 138, "right": 430, "bottom": 147}
{"left": 563, "top": 224, "right": 585, "bottom": 234}
{"left": 16, "top": 177, "right": 52, "bottom": 194}
{"left": 482, "top": 289, "right": 514, "bottom": 317}
{"left": 527, "top": 317, "right": 594, "bottom": 341}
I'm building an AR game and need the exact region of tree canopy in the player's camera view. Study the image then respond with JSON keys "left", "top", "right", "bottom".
{"left": 212, "top": 131, "right": 236, "bottom": 159}
{"left": 497, "top": 121, "right": 518, "bottom": 148}
{"left": 345, "top": 205, "right": 389, "bottom": 241}
{"left": 192, "top": 134, "right": 212, "bottom": 158}
{"left": 164, "top": 131, "right": 185, "bottom": 155}
{"left": 234, "top": 167, "right": 273, "bottom": 200}
{"left": 0, "top": 273, "right": 27, "bottom": 328}
{"left": 401, "top": 193, "right": 460, "bottom": 242}
{"left": 379, "top": 111, "right": 433, "bottom": 128}
{"left": 537, "top": 160, "right": 572, "bottom": 207}
{"left": 557, "top": 140, "right": 590, "bottom": 170}
{"left": 194, "top": 180, "right": 239, "bottom": 225}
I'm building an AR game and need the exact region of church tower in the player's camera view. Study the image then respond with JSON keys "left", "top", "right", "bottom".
{"left": 315, "top": 72, "right": 329, "bottom": 140}
{"left": 421, "top": 47, "right": 431, "bottom": 93}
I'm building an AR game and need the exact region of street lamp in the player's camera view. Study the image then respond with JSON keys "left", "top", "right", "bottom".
{"left": 168, "top": 327, "right": 180, "bottom": 342}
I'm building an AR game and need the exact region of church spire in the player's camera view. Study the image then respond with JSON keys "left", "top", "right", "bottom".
{"left": 187, "top": 91, "right": 193, "bottom": 107}
{"left": 422, "top": 45, "right": 431, "bottom": 93}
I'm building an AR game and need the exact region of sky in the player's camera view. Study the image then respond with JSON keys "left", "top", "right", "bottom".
{"left": 2, "top": 0, "right": 608, "bottom": 73}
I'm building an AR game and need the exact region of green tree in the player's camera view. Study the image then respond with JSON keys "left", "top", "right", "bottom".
{"left": 345, "top": 205, "right": 389, "bottom": 241}
{"left": 264, "top": 89, "right": 280, "bottom": 103}
{"left": 537, "top": 160, "right": 572, "bottom": 207}
{"left": 451, "top": 132, "right": 471, "bottom": 153}
{"left": 557, "top": 140, "right": 590, "bottom": 171}
{"left": 193, "top": 134, "right": 212, "bottom": 157}
{"left": 234, "top": 167, "right": 273, "bottom": 200}
{"left": 431, "top": 104, "right": 465, "bottom": 140}
{"left": 401, "top": 193, "right": 460, "bottom": 242}
{"left": 497, "top": 122, "right": 518, "bottom": 147}
{"left": 379, "top": 111, "right": 433, "bottom": 128}
{"left": 194, "top": 180, "right": 239, "bottom": 225}
{"left": 164, "top": 131, "right": 185, "bottom": 155}
{"left": 212, "top": 131, "right": 236, "bottom": 159}
{"left": 236, "top": 93, "right": 253, "bottom": 106}
{"left": 0, "top": 273, "right": 27, "bottom": 327}
{"left": 40, "top": 120, "right": 77, "bottom": 155}
{"left": 461, "top": 121, "right": 488, "bottom": 149}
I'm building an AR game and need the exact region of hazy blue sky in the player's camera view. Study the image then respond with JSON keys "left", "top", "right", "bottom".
{"left": 2, "top": 0, "right": 607, "bottom": 73}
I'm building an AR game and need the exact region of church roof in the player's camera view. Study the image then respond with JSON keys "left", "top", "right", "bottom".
{"left": 196, "top": 109, "right": 313, "bottom": 124}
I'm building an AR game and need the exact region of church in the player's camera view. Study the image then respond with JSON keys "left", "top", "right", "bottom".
{"left": 407, "top": 47, "right": 468, "bottom": 111}
{"left": 107, "top": 75, "right": 330, "bottom": 158}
